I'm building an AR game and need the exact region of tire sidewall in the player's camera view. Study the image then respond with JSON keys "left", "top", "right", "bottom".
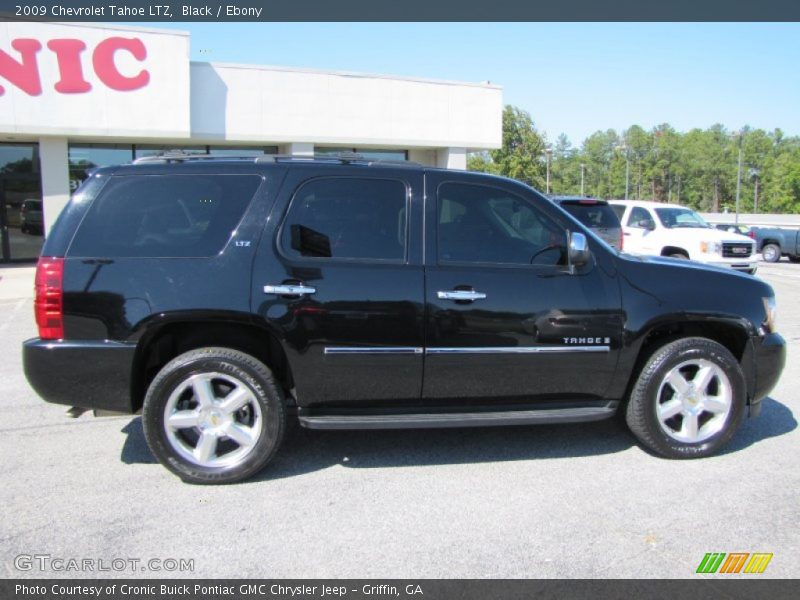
{"left": 763, "top": 244, "right": 780, "bottom": 263}
{"left": 636, "top": 340, "right": 746, "bottom": 458}
{"left": 143, "top": 350, "right": 284, "bottom": 484}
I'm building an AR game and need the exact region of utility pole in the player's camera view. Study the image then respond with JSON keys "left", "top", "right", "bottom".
{"left": 545, "top": 146, "right": 552, "bottom": 195}
{"left": 580, "top": 163, "right": 586, "bottom": 196}
{"left": 734, "top": 132, "right": 743, "bottom": 225}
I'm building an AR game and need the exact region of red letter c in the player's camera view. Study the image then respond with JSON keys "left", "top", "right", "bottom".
{"left": 92, "top": 37, "right": 149, "bottom": 91}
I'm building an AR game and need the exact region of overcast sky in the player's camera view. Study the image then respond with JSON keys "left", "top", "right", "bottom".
{"left": 138, "top": 22, "right": 800, "bottom": 146}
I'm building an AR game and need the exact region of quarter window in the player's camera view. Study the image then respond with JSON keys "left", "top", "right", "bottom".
{"left": 68, "top": 174, "right": 261, "bottom": 258}
{"left": 437, "top": 183, "right": 566, "bottom": 266}
{"left": 281, "top": 178, "right": 407, "bottom": 261}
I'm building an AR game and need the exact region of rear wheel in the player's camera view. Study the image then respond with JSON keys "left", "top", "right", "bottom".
{"left": 626, "top": 337, "right": 746, "bottom": 458}
{"left": 762, "top": 243, "right": 781, "bottom": 263}
{"left": 143, "top": 347, "right": 286, "bottom": 484}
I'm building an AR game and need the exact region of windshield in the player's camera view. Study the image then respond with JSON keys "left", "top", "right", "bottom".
{"left": 654, "top": 207, "right": 710, "bottom": 229}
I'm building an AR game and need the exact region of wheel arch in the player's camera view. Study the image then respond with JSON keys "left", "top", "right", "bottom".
{"left": 621, "top": 317, "right": 752, "bottom": 412}
{"left": 661, "top": 245, "right": 689, "bottom": 258}
{"left": 131, "top": 317, "right": 294, "bottom": 413}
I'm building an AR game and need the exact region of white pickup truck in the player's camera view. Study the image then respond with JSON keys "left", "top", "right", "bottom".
{"left": 609, "top": 200, "right": 758, "bottom": 274}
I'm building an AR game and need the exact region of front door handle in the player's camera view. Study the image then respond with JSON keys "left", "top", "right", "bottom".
{"left": 264, "top": 284, "right": 316, "bottom": 296}
{"left": 437, "top": 290, "right": 487, "bottom": 301}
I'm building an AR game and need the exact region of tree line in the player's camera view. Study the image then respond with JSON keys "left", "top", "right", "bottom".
{"left": 468, "top": 105, "right": 800, "bottom": 214}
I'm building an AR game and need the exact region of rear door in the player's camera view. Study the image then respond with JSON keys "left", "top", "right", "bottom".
{"left": 623, "top": 206, "right": 657, "bottom": 254}
{"left": 422, "top": 173, "right": 623, "bottom": 403}
{"left": 251, "top": 167, "right": 425, "bottom": 408}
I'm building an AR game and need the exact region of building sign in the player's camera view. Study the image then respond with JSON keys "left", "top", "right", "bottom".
{"left": 0, "top": 22, "right": 190, "bottom": 138}
{"left": 0, "top": 37, "right": 150, "bottom": 96}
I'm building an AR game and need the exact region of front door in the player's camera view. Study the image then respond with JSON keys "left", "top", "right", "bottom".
{"left": 422, "top": 174, "right": 623, "bottom": 403}
{"left": 252, "top": 168, "right": 425, "bottom": 408}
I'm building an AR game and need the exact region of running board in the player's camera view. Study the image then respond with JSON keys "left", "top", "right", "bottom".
{"left": 298, "top": 403, "right": 618, "bottom": 430}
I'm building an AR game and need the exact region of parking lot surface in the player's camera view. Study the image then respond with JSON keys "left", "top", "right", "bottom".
{"left": 1, "top": 262, "right": 798, "bottom": 579}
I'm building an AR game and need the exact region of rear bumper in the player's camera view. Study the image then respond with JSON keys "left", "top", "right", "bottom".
{"left": 745, "top": 332, "right": 786, "bottom": 415}
{"left": 22, "top": 338, "right": 137, "bottom": 413}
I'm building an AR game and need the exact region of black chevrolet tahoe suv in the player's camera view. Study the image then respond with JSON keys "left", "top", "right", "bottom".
{"left": 23, "top": 154, "right": 786, "bottom": 484}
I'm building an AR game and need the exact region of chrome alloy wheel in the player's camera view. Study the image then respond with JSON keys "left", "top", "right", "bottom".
{"left": 655, "top": 359, "right": 732, "bottom": 444}
{"left": 163, "top": 372, "right": 263, "bottom": 468}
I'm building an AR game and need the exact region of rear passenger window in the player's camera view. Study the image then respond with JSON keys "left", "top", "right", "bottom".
{"left": 281, "top": 178, "right": 407, "bottom": 261}
{"left": 69, "top": 174, "right": 261, "bottom": 258}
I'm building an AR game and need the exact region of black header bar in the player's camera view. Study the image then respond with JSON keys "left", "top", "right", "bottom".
{"left": 1, "top": 0, "right": 800, "bottom": 22}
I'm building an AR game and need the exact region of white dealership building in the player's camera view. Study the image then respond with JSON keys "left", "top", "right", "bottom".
{"left": 0, "top": 22, "right": 502, "bottom": 261}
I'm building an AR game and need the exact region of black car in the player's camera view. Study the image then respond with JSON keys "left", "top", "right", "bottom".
{"left": 24, "top": 154, "right": 785, "bottom": 484}
{"left": 550, "top": 196, "right": 623, "bottom": 250}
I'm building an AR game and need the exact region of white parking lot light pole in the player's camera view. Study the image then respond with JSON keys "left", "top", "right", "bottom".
{"left": 580, "top": 163, "right": 586, "bottom": 196}
{"left": 545, "top": 147, "right": 552, "bottom": 195}
{"left": 734, "top": 131, "right": 743, "bottom": 225}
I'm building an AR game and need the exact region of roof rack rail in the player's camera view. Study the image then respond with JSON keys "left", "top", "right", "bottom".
{"left": 132, "top": 150, "right": 422, "bottom": 167}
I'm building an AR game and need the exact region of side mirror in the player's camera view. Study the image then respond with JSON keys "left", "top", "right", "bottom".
{"left": 568, "top": 231, "right": 591, "bottom": 268}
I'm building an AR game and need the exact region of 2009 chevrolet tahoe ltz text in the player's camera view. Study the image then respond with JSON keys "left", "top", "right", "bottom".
{"left": 23, "top": 154, "right": 786, "bottom": 484}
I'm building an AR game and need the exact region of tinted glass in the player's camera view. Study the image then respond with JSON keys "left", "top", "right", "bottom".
{"left": 559, "top": 203, "right": 620, "bottom": 228}
{"left": 0, "top": 142, "right": 43, "bottom": 261}
{"left": 281, "top": 178, "right": 407, "bottom": 261}
{"left": 69, "top": 174, "right": 261, "bottom": 258}
{"left": 628, "top": 207, "right": 652, "bottom": 227}
{"left": 437, "top": 183, "right": 566, "bottom": 266}
{"left": 610, "top": 204, "right": 626, "bottom": 221}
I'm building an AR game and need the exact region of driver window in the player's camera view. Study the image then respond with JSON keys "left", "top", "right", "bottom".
{"left": 437, "top": 182, "right": 566, "bottom": 266}
{"left": 628, "top": 207, "right": 652, "bottom": 228}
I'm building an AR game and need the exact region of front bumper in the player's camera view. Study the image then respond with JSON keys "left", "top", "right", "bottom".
{"left": 743, "top": 332, "right": 786, "bottom": 415}
{"left": 22, "top": 338, "right": 137, "bottom": 413}
{"left": 704, "top": 258, "right": 759, "bottom": 272}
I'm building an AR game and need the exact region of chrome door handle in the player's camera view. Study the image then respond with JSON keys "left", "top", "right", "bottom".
{"left": 264, "top": 284, "right": 316, "bottom": 296}
{"left": 437, "top": 290, "right": 487, "bottom": 301}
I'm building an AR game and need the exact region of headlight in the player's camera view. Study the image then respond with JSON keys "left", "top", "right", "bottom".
{"left": 763, "top": 296, "right": 777, "bottom": 332}
{"left": 700, "top": 241, "right": 722, "bottom": 254}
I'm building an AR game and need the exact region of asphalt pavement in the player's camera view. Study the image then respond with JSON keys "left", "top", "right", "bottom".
{"left": 1, "top": 261, "right": 797, "bottom": 579}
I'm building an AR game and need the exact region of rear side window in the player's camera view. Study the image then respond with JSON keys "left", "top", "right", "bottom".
{"left": 610, "top": 204, "right": 626, "bottom": 222}
{"left": 628, "top": 207, "right": 653, "bottom": 228}
{"left": 68, "top": 174, "right": 261, "bottom": 258}
{"left": 280, "top": 177, "right": 407, "bottom": 261}
{"left": 559, "top": 203, "right": 620, "bottom": 228}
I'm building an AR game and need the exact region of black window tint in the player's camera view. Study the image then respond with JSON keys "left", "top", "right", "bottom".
{"left": 281, "top": 178, "right": 407, "bottom": 261}
{"left": 69, "top": 174, "right": 260, "bottom": 258}
{"left": 628, "top": 207, "right": 652, "bottom": 228}
{"left": 437, "top": 183, "right": 566, "bottom": 266}
{"left": 560, "top": 203, "right": 620, "bottom": 228}
{"left": 610, "top": 204, "right": 626, "bottom": 221}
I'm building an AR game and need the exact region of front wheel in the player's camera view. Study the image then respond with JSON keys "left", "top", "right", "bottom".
{"left": 762, "top": 243, "right": 781, "bottom": 263}
{"left": 142, "top": 347, "right": 286, "bottom": 484}
{"left": 626, "top": 337, "right": 746, "bottom": 459}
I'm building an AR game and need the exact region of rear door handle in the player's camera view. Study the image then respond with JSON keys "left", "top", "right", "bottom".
{"left": 437, "top": 290, "right": 487, "bottom": 301}
{"left": 264, "top": 284, "right": 316, "bottom": 296}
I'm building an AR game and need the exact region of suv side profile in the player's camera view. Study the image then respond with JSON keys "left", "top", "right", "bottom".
{"left": 24, "top": 155, "right": 785, "bottom": 484}
{"left": 609, "top": 200, "right": 758, "bottom": 274}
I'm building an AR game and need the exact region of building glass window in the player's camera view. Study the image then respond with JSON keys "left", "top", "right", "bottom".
{"left": 0, "top": 142, "right": 43, "bottom": 262}
{"left": 208, "top": 146, "right": 279, "bottom": 157}
{"left": 68, "top": 144, "right": 134, "bottom": 190}
{"left": 316, "top": 147, "right": 408, "bottom": 162}
{"left": 133, "top": 145, "right": 207, "bottom": 160}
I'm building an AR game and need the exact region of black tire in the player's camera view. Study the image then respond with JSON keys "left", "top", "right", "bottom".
{"left": 762, "top": 243, "right": 781, "bottom": 263}
{"left": 788, "top": 256, "right": 800, "bottom": 264}
{"left": 669, "top": 252, "right": 689, "bottom": 260}
{"left": 626, "top": 337, "right": 746, "bottom": 459}
{"left": 142, "top": 347, "right": 286, "bottom": 484}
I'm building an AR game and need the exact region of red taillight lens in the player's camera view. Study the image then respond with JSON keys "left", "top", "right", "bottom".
{"left": 748, "top": 231, "right": 755, "bottom": 239}
{"left": 34, "top": 257, "right": 64, "bottom": 340}
{"left": 619, "top": 231, "right": 624, "bottom": 251}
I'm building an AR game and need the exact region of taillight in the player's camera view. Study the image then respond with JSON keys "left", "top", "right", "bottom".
{"left": 748, "top": 231, "right": 755, "bottom": 239}
{"left": 619, "top": 230, "right": 624, "bottom": 251}
{"left": 34, "top": 257, "right": 64, "bottom": 340}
